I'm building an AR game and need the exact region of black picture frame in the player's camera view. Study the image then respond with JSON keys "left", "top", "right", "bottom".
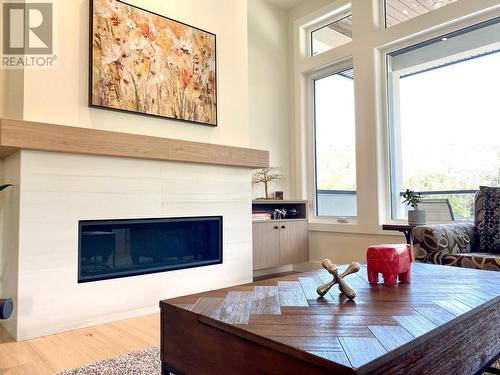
{"left": 89, "top": 0, "right": 218, "bottom": 127}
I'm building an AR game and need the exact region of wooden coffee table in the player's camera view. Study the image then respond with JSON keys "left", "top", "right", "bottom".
{"left": 160, "top": 263, "right": 500, "bottom": 374}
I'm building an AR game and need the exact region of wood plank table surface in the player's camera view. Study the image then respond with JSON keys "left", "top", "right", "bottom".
{"left": 160, "top": 263, "right": 500, "bottom": 375}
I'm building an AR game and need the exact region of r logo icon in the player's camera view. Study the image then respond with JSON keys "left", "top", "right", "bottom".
{"left": 3, "top": 2, "right": 53, "bottom": 55}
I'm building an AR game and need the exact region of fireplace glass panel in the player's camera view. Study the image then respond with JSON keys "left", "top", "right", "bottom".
{"left": 78, "top": 216, "right": 222, "bottom": 282}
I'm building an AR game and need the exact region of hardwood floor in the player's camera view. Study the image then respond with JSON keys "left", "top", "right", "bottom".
{"left": 0, "top": 314, "right": 160, "bottom": 374}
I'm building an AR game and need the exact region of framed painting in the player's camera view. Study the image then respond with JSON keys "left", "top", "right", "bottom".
{"left": 89, "top": 0, "right": 217, "bottom": 126}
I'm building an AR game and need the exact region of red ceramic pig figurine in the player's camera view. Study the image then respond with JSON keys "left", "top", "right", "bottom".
{"left": 367, "top": 244, "right": 412, "bottom": 286}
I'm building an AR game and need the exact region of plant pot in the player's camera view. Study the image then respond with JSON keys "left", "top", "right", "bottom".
{"left": 408, "top": 209, "right": 426, "bottom": 226}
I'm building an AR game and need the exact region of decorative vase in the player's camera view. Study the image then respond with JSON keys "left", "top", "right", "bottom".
{"left": 408, "top": 209, "right": 426, "bottom": 226}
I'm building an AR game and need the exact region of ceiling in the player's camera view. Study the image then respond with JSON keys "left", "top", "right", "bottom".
{"left": 266, "top": 0, "right": 458, "bottom": 22}
{"left": 386, "top": 0, "right": 458, "bottom": 27}
{"left": 265, "top": 0, "right": 308, "bottom": 11}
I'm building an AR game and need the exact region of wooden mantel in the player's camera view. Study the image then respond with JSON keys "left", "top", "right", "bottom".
{"left": 0, "top": 119, "right": 269, "bottom": 169}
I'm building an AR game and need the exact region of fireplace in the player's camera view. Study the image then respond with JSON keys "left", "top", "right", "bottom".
{"left": 78, "top": 216, "right": 223, "bottom": 282}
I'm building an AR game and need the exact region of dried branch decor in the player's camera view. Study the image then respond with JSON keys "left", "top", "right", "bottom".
{"left": 252, "top": 168, "right": 284, "bottom": 199}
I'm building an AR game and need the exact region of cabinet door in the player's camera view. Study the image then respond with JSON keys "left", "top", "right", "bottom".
{"left": 279, "top": 221, "right": 308, "bottom": 265}
{"left": 252, "top": 222, "right": 279, "bottom": 270}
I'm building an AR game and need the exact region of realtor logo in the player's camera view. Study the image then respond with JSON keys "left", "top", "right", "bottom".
{"left": 2, "top": 1, "right": 56, "bottom": 68}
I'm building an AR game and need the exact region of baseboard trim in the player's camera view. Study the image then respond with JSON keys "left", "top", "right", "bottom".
{"left": 293, "top": 261, "right": 322, "bottom": 272}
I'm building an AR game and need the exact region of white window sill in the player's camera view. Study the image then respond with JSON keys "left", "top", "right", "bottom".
{"left": 307, "top": 217, "right": 474, "bottom": 235}
{"left": 308, "top": 220, "right": 392, "bottom": 236}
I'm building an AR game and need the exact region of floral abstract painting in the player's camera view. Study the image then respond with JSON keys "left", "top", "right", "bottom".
{"left": 90, "top": 0, "right": 217, "bottom": 126}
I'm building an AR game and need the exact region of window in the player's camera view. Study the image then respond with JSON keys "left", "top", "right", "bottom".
{"left": 385, "top": 0, "right": 458, "bottom": 28}
{"left": 311, "top": 13, "right": 352, "bottom": 56}
{"left": 387, "top": 18, "right": 500, "bottom": 221}
{"left": 314, "top": 68, "right": 356, "bottom": 217}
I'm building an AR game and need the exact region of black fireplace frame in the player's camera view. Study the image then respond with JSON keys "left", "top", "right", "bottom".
{"left": 77, "top": 216, "right": 223, "bottom": 283}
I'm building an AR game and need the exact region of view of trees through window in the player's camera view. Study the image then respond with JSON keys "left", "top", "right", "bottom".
{"left": 314, "top": 69, "right": 356, "bottom": 217}
{"left": 391, "top": 47, "right": 500, "bottom": 220}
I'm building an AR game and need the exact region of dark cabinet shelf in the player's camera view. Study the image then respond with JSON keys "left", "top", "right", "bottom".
{"left": 252, "top": 200, "right": 308, "bottom": 222}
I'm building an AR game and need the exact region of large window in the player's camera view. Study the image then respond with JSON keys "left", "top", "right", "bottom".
{"left": 314, "top": 68, "right": 356, "bottom": 217}
{"left": 388, "top": 19, "right": 500, "bottom": 221}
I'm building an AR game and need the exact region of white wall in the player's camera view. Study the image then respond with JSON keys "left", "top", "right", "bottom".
{"left": 0, "top": 70, "right": 24, "bottom": 120}
{"left": 248, "top": 0, "right": 290, "bottom": 199}
{"left": 288, "top": 0, "right": 333, "bottom": 22}
{"left": 0, "top": 1, "right": 24, "bottom": 120}
{"left": 0, "top": 153, "right": 20, "bottom": 337}
{"left": 14, "top": 150, "right": 252, "bottom": 340}
{"left": 22, "top": 0, "right": 249, "bottom": 148}
{"left": 309, "top": 231, "right": 405, "bottom": 264}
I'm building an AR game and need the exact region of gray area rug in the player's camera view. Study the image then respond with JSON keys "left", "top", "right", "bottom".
{"left": 57, "top": 345, "right": 499, "bottom": 375}
{"left": 57, "top": 346, "right": 160, "bottom": 375}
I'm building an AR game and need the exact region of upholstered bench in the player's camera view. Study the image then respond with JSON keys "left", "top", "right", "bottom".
{"left": 413, "top": 187, "right": 500, "bottom": 272}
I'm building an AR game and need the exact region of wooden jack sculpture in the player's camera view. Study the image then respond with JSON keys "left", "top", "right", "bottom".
{"left": 317, "top": 259, "right": 360, "bottom": 300}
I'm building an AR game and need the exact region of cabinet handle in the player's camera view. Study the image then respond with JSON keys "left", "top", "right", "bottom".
{"left": 281, "top": 225, "right": 286, "bottom": 229}
{"left": 274, "top": 225, "right": 279, "bottom": 230}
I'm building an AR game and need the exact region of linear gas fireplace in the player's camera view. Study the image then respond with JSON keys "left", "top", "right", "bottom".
{"left": 78, "top": 216, "right": 223, "bottom": 283}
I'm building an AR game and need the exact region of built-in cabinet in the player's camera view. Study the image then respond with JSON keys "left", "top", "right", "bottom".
{"left": 252, "top": 201, "right": 308, "bottom": 271}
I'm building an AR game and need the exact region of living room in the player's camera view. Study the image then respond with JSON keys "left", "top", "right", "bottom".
{"left": 0, "top": 0, "right": 499, "bottom": 374}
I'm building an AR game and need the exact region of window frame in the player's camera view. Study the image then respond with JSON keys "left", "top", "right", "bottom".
{"left": 383, "top": 15, "right": 500, "bottom": 224}
{"left": 309, "top": 59, "right": 357, "bottom": 222}
{"left": 303, "top": 2, "right": 352, "bottom": 60}
{"left": 310, "top": 12, "right": 353, "bottom": 57}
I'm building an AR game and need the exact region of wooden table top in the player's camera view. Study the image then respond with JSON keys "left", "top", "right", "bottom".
{"left": 161, "top": 263, "right": 500, "bottom": 374}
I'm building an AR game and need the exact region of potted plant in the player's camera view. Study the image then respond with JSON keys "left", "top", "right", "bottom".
{"left": 402, "top": 189, "right": 426, "bottom": 225}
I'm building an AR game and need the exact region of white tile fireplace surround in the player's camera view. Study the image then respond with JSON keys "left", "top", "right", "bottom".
{"left": 1, "top": 149, "right": 254, "bottom": 341}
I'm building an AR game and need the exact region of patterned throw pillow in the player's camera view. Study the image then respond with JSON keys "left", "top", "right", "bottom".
{"left": 478, "top": 186, "right": 500, "bottom": 253}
